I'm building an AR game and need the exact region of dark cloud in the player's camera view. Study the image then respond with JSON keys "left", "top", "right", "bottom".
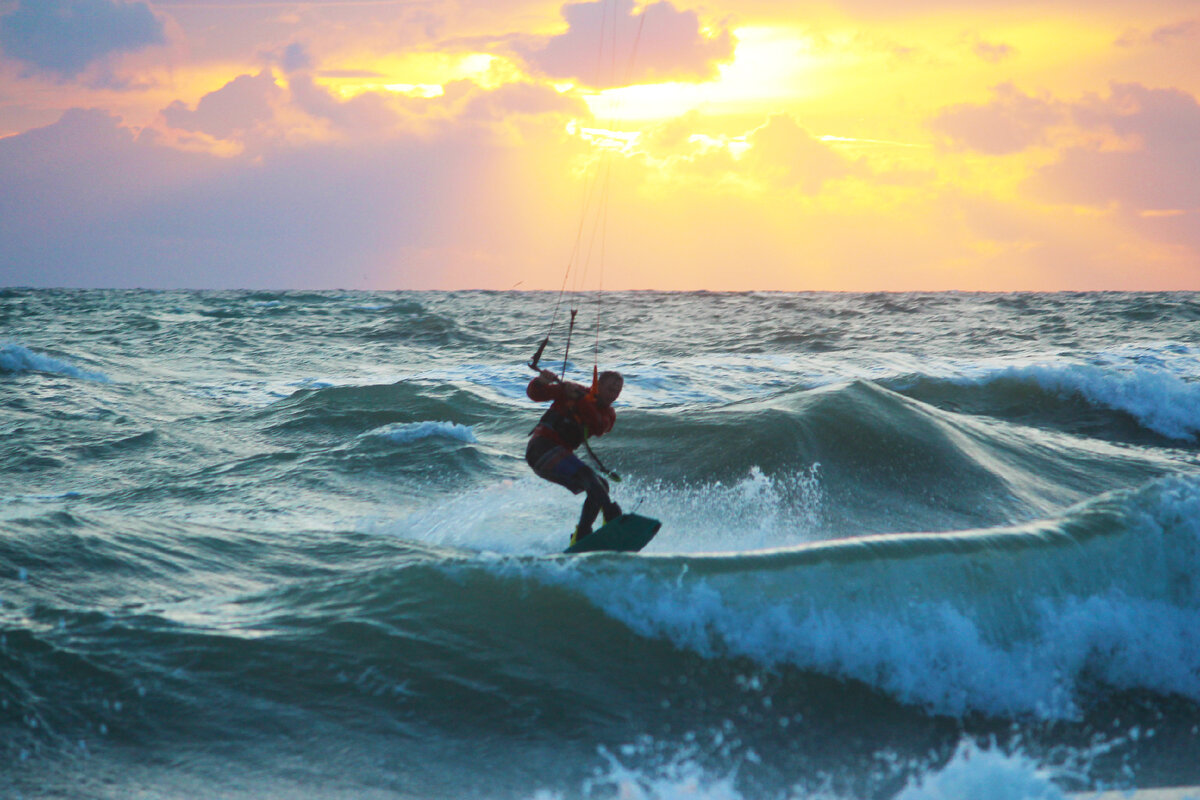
{"left": 0, "top": 108, "right": 210, "bottom": 287}
{"left": 0, "top": 0, "right": 164, "bottom": 80}
{"left": 0, "top": 105, "right": 467, "bottom": 287}
{"left": 280, "top": 42, "right": 313, "bottom": 74}
{"left": 522, "top": 0, "right": 733, "bottom": 88}
{"left": 929, "top": 83, "right": 1064, "bottom": 154}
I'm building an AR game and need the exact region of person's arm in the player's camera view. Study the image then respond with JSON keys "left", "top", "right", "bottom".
{"left": 527, "top": 371, "right": 587, "bottom": 403}
{"left": 527, "top": 370, "right": 560, "bottom": 402}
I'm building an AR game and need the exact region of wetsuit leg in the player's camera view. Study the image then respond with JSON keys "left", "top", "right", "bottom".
{"left": 526, "top": 437, "right": 620, "bottom": 530}
{"left": 576, "top": 468, "right": 620, "bottom": 531}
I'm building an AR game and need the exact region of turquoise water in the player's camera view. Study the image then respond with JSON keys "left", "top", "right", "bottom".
{"left": 3, "top": 289, "right": 1200, "bottom": 798}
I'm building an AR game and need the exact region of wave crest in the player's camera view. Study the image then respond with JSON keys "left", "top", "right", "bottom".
{"left": 0, "top": 343, "right": 109, "bottom": 382}
{"left": 512, "top": 475, "right": 1200, "bottom": 719}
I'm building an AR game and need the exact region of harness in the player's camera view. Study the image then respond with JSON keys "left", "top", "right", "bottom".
{"left": 529, "top": 392, "right": 621, "bottom": 482}
{"left": 532, "top": 405, "right": 587, "bottom": 450}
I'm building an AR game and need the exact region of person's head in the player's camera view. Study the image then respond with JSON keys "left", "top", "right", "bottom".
{"left": 596, "top": 370, "right": 623, "bottom": 407}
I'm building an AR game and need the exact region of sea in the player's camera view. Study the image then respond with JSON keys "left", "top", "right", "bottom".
{"left": 2, "top": 288, "right": 1200, "bottom": 800}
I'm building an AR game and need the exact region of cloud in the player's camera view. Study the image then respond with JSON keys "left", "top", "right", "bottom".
{"left": 930, "top": 83, "right": 1064, "bottom": 154}
{"left": 742, "top": 0, "right": 1200, "bottom": 14}
{"left": 1116, "top": 17, "right": 1200, "bottom": 47}
{"left": 1035, "top": 82, "right": 1200, "bottom": 212}
{"left": 743, "top": 113, "right": 856, "bottom": 193}
{"left": 971, "top": 38, "right": 1014, "bottom": 63}
{"left": 0, "top": 108, "right": 210, "bottom": 286}
{"left": 925, "top": 80, "right": 1200, "bottom": 264}
{"left": 521, "top": 0, "right": 733, "bottom": 88}
{"left": 461, "top": 80, "right": 584, "bottom": 122}
{"left": 273, "top": 42, "right": 313, "bottom": 75}
{"left": 286, "top": 74, "right": 409, "bottom": 137}
{"left": 161, "top": 70, "right": 283, "bottom": 141}
{"left": 929, "top": 81, "right": 1200, "bottom": 219}
{"left": 0, "top": 0, "right": 164, "bottom": 80}
{"left": 0, "top": 76, "right": 591, "bottom": 289}
{"left": 282, "top": 74, "right": 583, "bottom": 142}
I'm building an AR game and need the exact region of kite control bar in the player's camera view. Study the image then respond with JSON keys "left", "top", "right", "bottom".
{"left": 528, "top": 336, "right": 550, "bottom": 373}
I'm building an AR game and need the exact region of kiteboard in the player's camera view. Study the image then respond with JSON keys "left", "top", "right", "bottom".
{"left": 564, "top": 513, "right": 662, "bottom": 554}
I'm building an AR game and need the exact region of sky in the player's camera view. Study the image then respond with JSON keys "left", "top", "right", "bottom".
{"left": 0, "top": 0, "right": 1198, "bottom": 290}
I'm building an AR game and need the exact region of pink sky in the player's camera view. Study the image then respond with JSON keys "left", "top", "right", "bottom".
{"left": 0, "top": 0, "right": 1197, "bottom": 290}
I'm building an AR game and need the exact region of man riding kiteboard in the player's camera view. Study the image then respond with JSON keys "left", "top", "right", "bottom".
{"left": 525, "top": 367, "right": 624, "bottom": 546}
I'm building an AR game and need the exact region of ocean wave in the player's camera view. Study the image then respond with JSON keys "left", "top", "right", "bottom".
{"left": 358, "top": 301, "right": 483, "bottom": 346}
{"left": 298, "top": 376, "right": 1190, "bottom": 542}
{"left": 887, "top": 348, "right": 1200, "bottom": 444}
{"left": 0, "top": 343, "right": 109, "bottom": 382}
{"left": 997, "top": 363, "right": 1200, "bottom": 442}
{"left": 507, "top": 475, "right": 1200, "bottom": 719}
{"left": 259, "top": 380, "right": 501, "bottom": 435}
{"left": 916, "top": 360, "right": 1200, "bottom": 444}
{"left": 4, "top": 479, "right": 1197, "bottom": 789}
{"left": 618, "top": 380, "right": 1177, "bottom": 534}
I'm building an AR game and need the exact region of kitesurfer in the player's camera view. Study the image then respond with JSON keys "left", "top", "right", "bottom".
{"left": 526, "top": 368, "right": 624, "bottom": 545}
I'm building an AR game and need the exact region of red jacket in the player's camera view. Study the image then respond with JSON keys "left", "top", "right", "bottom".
{"left": 527, "top": 377, "right": 615, "bottom": 450}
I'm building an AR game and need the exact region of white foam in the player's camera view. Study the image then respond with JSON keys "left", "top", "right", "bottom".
{"left": 365, "top": 420, "right": 478, "bottom": 445}
{"left": 895, "top": 741, "right": 1069, "bottom": 800}
{"left": 524, "top": 739, "right": 1113, "bottom": 800}
{"left": 563, "top": 572, "right": 1084, "bottom": 717}
{"left": 523, "top": 744, "right": 744, "bottom": 800}
{"left": 0, "top": 343, "right": 109, "bottom": 382}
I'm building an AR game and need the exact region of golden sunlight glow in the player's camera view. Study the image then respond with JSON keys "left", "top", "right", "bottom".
{"left": 333, "top": 83, "right": 445, "bottom": 99}
{"left": 583, "top": 25, "right": 827, "bottom": 124}
{"left": 572, "top": 122, "right": 640, "bottom": 151}
{"left": 690, "top": 133, "right": 748, "bottom": 157}
{"left": 316, "top": 51, "right": 514, "bottom": 100}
